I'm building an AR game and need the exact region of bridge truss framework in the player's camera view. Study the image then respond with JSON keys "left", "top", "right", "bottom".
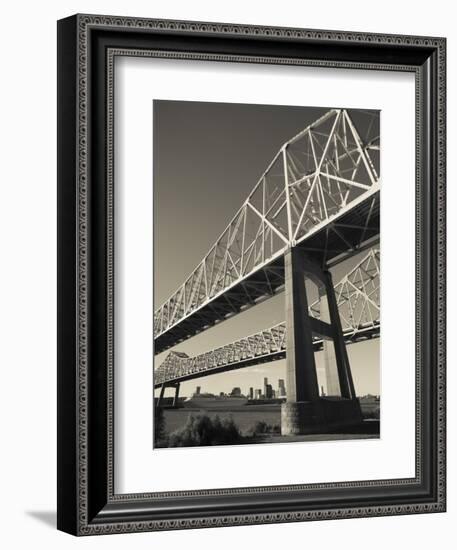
{"left": 154, "top": 108, "right": 380, "bottom": 354}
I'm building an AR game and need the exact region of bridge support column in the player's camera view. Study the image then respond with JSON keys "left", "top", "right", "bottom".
{"left": 156, "top": 382, "right": 182, "bottom": 408}
{"left": 284, "top": 247, "right": 320, "bottom": 404}
{"left": 322, "top": 270, "right": 356, "bottom": 400}
{"left": 282, "top": 248, "right": 321, "bottom": 436}
{"left": 320, "top": 287, "right": 341, "bottom": 397}
{"left": 281, "top": 247, "right": 361, "bottom": 436}
{"left": 156, "top": 384, "right": 166, "bottom": 408}
{"left": 172, "top": 383, "right": 180, "bottom": 408}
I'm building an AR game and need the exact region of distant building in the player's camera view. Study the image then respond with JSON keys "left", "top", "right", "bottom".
{"left": 255, "top": 389, "right": 262, "bottom": 399}
{"left": 278, "top": 379, "right": 286, "bottom": 397}
{"left": 265, "top": 384, "right": 273, "bottom": 399}
{"left": 249, "top": 387, "right": 254, "bottom": 399}
{"left": 195, "top": 386, "right": 201, "bottom": 396}
{"left": 230, "top": 387, "right": 242, "bottom": 397}
{"left": 263, "top": 377, "right": 269, "bottom": 397}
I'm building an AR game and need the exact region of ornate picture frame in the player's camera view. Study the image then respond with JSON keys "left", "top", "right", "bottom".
{"left": 57, "top": 14, "right": 446, "bottom": 535}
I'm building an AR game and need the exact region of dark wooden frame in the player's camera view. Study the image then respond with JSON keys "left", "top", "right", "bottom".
{"left": 57, "top": 13, "right": 446, "bottom": 535}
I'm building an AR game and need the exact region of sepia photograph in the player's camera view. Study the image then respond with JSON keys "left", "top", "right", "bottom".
{"left": 55, "top": 10, "right": 446, "bottom": 536}
{"left": 153, "top": 100, "right": 380, "bottom": 449}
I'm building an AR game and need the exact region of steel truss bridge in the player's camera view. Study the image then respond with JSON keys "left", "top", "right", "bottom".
{"left": 155, "top": 248, "right": 380, "bottom": 387}
{"left": 154, "top": 108, "right": 380, "bottom": 409}
{"left": 154, "top": 108, "right": 380, "bottom": 355}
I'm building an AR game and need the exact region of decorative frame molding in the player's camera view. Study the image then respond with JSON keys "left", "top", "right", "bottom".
{"left": 57, "top": 14, "right": 446, "bottom": 535}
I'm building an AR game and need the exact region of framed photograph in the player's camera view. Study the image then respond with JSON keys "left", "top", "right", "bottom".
{"left": 57, "top": 14, "right": 446, "bottom": 535}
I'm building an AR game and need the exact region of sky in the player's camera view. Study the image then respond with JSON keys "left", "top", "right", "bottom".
{"left": 153, "top": 100, "right": 380, "bottom": 398}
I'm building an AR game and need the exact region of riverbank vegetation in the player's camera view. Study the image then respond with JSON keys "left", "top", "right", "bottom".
{"left": 154, "top": 412, "right": 281, "bottom": 447}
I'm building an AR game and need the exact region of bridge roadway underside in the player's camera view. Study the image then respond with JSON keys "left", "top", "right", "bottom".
{"left": 153, "top": 324, "right": 380, "bottom": 388}
{"left": 154, "top": 191, "right": 379, "bottom": 355}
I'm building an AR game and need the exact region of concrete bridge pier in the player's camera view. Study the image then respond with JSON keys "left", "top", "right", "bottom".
{"left": 319, "top": 283, "right": 341, "bottom": 397}
{"left": 156, "top": 382, "right": 181, "bottom": 408}
{"left": 321, "top": 269, "right": 357, "bottom": 401}
{"left": 172, "top": 382, "right": 180, "bottom": 407}
{"left": 156, "top": 384, "right": 166, "bottom": 409}
{"left": 281, "top": 247, "right": 362, "bottom": 436}
{"left": 281, "top": 247, "right": 320, "bottom": 436}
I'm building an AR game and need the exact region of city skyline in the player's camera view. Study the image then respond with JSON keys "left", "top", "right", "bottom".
{"left": 191, "top": 377, "right": 297, "bottom": 399}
